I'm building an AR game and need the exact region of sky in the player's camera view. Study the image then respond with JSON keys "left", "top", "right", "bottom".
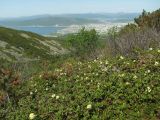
{"left": 0, "top": 0, "right": 160, "bottom": 18}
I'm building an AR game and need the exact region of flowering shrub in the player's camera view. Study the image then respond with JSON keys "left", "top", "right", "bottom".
{"left": 0, "top": 49, "right": 160, "bottom": 119}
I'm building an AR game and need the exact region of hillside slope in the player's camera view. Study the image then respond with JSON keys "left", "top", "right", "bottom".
{"left": 0, "top": 27, "right": 67, "bottom": 61}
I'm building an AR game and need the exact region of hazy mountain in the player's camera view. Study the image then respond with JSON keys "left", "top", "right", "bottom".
{"left": 0, "top": 13, "right": 139, "bottom": 26}
{"left": 0, "top": 16, "right": 100, "bottom": 26}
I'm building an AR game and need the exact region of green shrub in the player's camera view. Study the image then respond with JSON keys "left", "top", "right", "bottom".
{"left": 65, "top": 28, "right": 99, "bottom": 58}
{"left": 134, "top": 9, "right": 160, "bottom": 32}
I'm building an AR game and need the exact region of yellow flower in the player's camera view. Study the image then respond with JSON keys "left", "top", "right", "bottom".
{"left": 29, "top": 113, "right": 36, "bottom": 120}
{"left": 158, "top": 50, "right": 160, "bottom": 53}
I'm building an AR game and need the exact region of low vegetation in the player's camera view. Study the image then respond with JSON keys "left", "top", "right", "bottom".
{"left": 0, "top": 49, "right": 160, "bottom": 119}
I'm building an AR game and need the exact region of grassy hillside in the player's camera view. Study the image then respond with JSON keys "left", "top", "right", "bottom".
{"left": 0, "top": 49, "right": 159, "bottom": 119}
{"left": 0, "top": 27, "right": 67, "bottom": 61}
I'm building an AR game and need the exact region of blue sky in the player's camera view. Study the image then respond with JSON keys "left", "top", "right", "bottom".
{"left": 0, "top": 0, "right": 160, "bottom": 18}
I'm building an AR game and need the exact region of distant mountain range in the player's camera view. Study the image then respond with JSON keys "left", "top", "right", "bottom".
{"left": 0, "top": 13, "right": 140, "bottom": 26}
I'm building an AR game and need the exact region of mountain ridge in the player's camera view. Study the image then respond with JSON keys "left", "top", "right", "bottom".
{"left": 0, "top": 27, "right": 67, "bottom": 61}
{"left": 0, "top": 13, "right": 139, "bottom": 26}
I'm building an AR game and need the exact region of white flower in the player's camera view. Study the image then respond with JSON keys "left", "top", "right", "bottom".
{"left": 147, "top": 70, "right": 151, "bottom": 73}
{"left": 60, "top": 73, "right": 64, "bottom": 76}
{"left": 125, "top": 82, "right": 130, "bottom": 85}
{"left": 96, "top": 73, "right": 99, "bottom": 76}
{"left": 35, "top": 89, "right": 37, "bottom": 93}
{"left": 100, "top": 61, "right": 103, "bottom": 65}
{"left": 30, "top": 92, "right": 33, "bottom": 95}
{"left": 147, "top": 87, "right": 151, "bottom": 93}
{"left": 52, "top": 84, "right": 56, "bottom": 88}
{"left": 85, "top": 77, "right": 89, "bottom": 80}
{"left": 88, "top": 65, "right": 91, "bottom": 68}
{"left": 39, "top": 75, "right": 42, "bottom": 78}
{"left": 120, "top": 56, "right": 124, "bottom": 60}
{"left": 133, "top": 60, "right": 136, "bottom": 63}
{"left": 97, "top": 83, "right": 100, "bottom": 88}
{"left": 51, "top": 94, "right": 56, "bottom": 98}
{"left": 78, "top": 62, "right": 82, "bottom": 65}
{"left": 154, "top": 61, "right": 159, "bottom": 66}
{"left": 133, "top": 75, "right": 138, "bottom": 79}
{"left": 149, "top": 48, "right": 153, "bottom": 51}
{"left": 158, "top": 50, "right": 160, "bottom": 53}
{"left": 105, "top": 60, "right": 109, "bottom": 65}
{"left": 56, "top": 96, "right": 60, "bottom": 99}
{"left": 87, "top": 83, "right": 90, "bottom": 86}
{"left": 126, "top": 62, "right": 130, "bottom": 65}
{"left": 119, "top": 73, "right": 125, "bottom": 77}
{"left": 87, "top": 104, "right": 92, "bottom": 109}
{"left": 45, "top": 88, "right": 49, "bottom": 91}
{"left": 29, "top": 113, "right": 36, "bottom": 120}
{"left": 102, "top": 67, "right": 108, "bottom": 72}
